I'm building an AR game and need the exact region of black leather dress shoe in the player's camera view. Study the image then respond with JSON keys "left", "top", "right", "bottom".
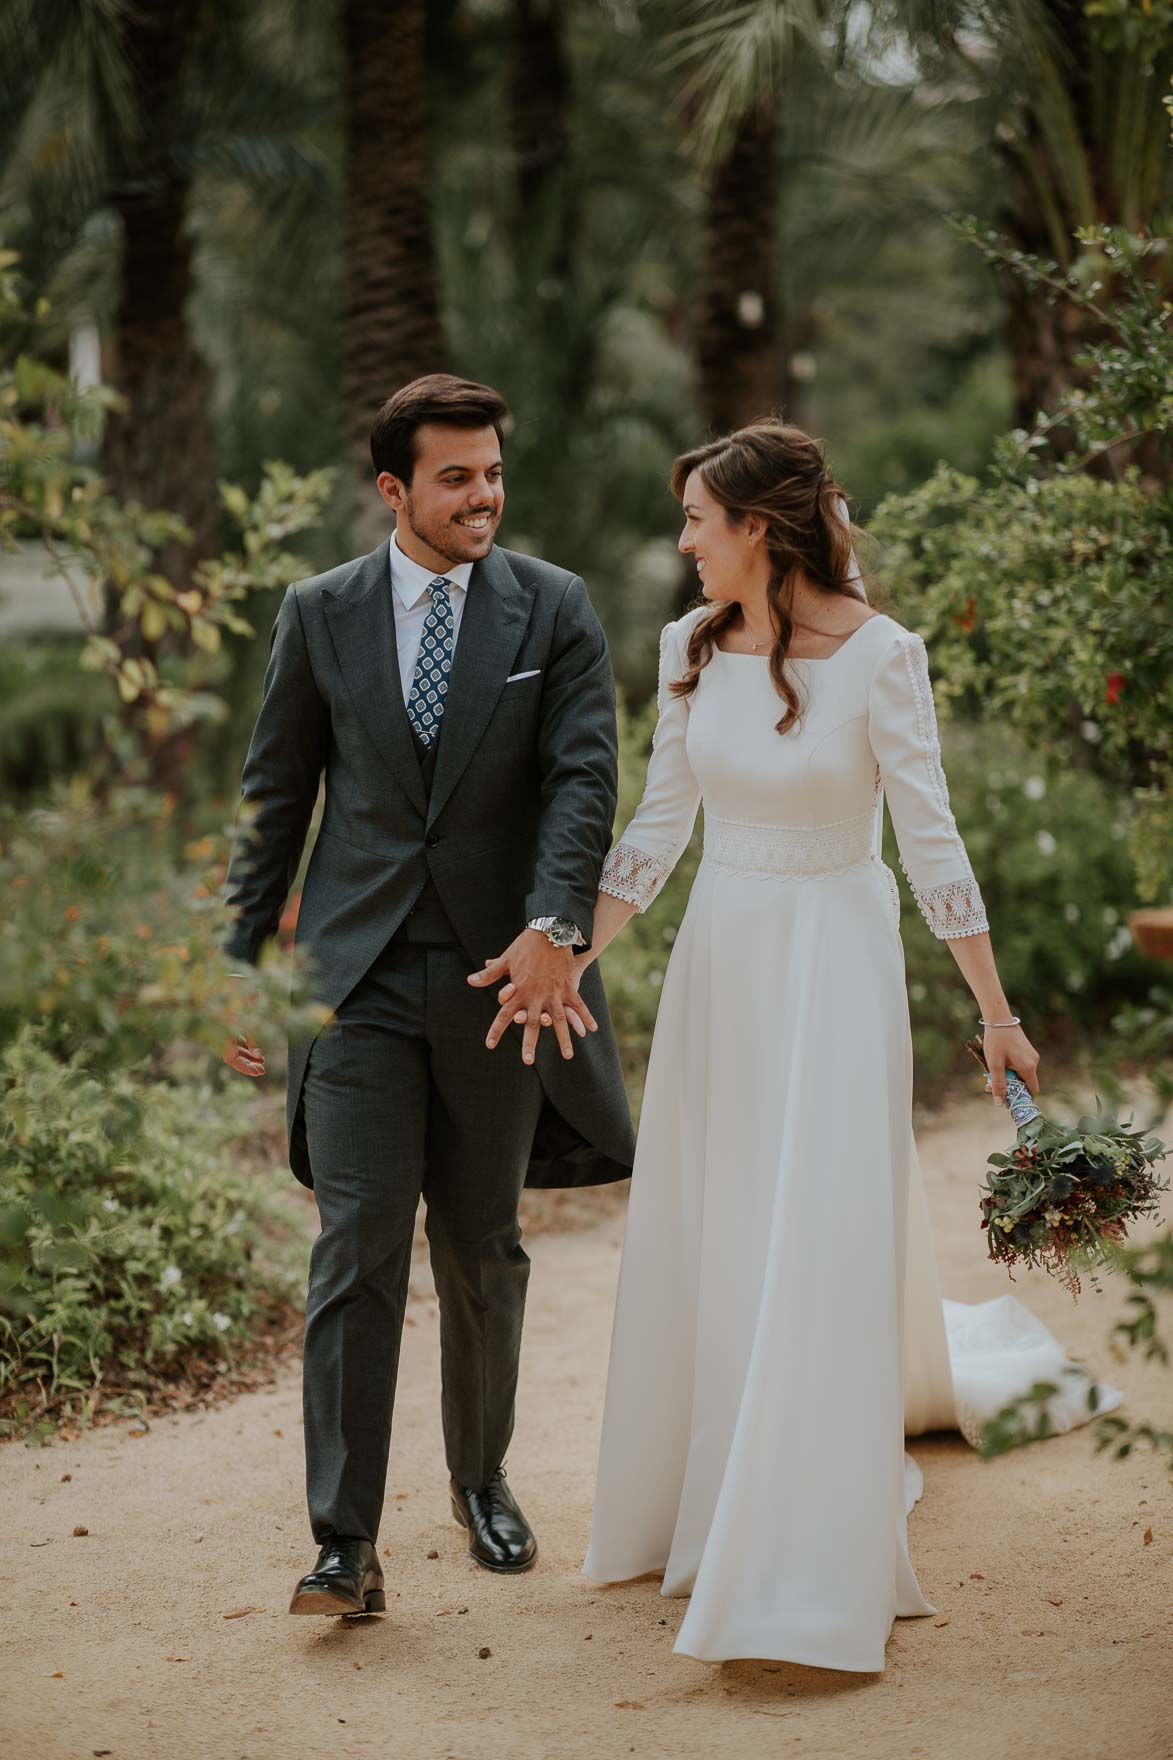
{"left": 450, "top": 1467, "right": 537, "bottom": 1573}
{"left": 289, "top": 1535, "right": 386, "bottom": 1615}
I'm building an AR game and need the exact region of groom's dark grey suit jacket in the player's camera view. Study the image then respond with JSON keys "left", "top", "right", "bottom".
{"left": 224, "top": 539, "right": 636, "bottom": 1193}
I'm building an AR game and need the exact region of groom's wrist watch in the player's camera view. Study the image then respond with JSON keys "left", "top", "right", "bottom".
{"left": 527, "top": 915, "right": 585, "bottom": 949}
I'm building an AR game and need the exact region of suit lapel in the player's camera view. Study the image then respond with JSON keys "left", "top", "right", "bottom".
{"left": 322, "top": 544, "right": 429, "bottom": 817}
{"left": 427, "top": 545, "right": 532, "bottom": 826}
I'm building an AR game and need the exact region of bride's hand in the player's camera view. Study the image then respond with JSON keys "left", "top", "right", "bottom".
{"left": 983, "top": 1024, "right": 1040, "bottom": 1105}
{"left": 499, "top": 951, "right": 595, "bottom": 1042}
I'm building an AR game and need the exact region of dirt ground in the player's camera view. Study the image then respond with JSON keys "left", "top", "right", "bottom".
{"left": 2, "top": 1092, "right": 1170, "bottom": 1760}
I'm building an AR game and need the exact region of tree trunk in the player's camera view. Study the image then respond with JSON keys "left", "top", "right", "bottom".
{"left": 103, "top": 0, "right": 217, "bottom": 583}
{"left": 343, "top": 0, "right": 447, "bottom": 547}
{"left": 509, "top": 0, "right": 573, "bottom": 278}
{"left": 674, "top": 100, "right": 783, "bottom": 614}
{"left": 996, "top": 2, "right": 1100, "bottom": 451}
{"left": 997, "top": 0, "right": 1169, "bottom": 481}
{"left": 697, "top": 100, "right": 784, "bottom": 439}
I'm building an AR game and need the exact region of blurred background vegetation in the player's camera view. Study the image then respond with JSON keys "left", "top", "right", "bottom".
{"left": 1, "top": 0, "right": 1170, "bottom": 1432}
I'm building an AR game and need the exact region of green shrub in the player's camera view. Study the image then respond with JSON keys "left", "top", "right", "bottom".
{"left": 894, "top": 722, "right": 1156, "bottom": 1088}
{"left": 0, "top": 1028, "right": 304, "bottom": 1426}
{"left": 871, "top": 225, "right": 1173, "bottom": 900}
{"left": 0, "top": 635, "right": 108, "bottom": 797}
{"left": 0, "top": 781, "right": 322, "bottom": 1072}
{"left": 0, "top": 785, "right": 325, "bottom": 1430}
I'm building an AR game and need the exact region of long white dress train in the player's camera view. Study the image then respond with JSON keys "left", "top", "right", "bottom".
{"left": 581, "top": 609, "right": 1122, "bottom": 1673}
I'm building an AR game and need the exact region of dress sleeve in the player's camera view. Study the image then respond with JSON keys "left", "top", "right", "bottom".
{"left": 599, "top": 618, "right": 702, "bottom": 911}
{"left": 867, "top": 630, "right": 989, "bottom": 940}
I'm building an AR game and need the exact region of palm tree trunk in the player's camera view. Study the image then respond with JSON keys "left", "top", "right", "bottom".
{"left": 673, "top": 99, "right": 783, "bottom": 613}
{"left": 996, "top": 0, "right": 1097, "bottom": 446}
{"left": 343, "top": 0, "right": 447, "bottom": 545}
{"left": 510, "top": 0, "right": 573, "bottom": 277}
{"left": 697, "top": 100, "right": 784, "bottom": 437}
{"left": 103, "top": 0, "right": 217, "bottom": 581}
{"left": 996, "top": 0, "right": 1169, "bottom": 480}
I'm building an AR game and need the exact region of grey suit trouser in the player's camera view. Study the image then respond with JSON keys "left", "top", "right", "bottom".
{"left": 300, "top": 930, "right": 545, "bottom": 1544}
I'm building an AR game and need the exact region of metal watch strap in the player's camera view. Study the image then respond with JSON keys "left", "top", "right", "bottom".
{"left": 527, "top": 915, "right": 584, "bottom": 948}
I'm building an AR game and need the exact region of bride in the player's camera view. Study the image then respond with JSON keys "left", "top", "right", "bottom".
{"left": 576, "top": 419, "right": 1119, "bottom": 1672}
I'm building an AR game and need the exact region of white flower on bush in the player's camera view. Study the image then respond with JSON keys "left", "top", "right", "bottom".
{"left": 1066, "top": 971, "right": 1086, "bottom": 992}
{"left": 212, "top": 1312, "right": 231, "bottom": 1333}
{"left": 1063, "top": 902, "right": 1081, "bottom": 924}
{"left": 1035, "top": 830, "right": 1057, "bottom": 856}
{"left": 1080, "top": 719, "right": 1102, "bottom": 744}
{"left": 182, "top": 1310, "right": 194, "bottom": 1326}
{"left": 102, "top": 1197, "right": 119, "bottom": 1213}
{"left": 1102, "top": 905, "right": 1119, "bottom": 926}
{"left": 160, "top": 1265, "right": 183, "bottom": 1289}
{"left": 1022, "top": 776, "right": 1046, "bottom": 800}
{"left": 1106, "top": 926, "right": 1133, "bottom": 961}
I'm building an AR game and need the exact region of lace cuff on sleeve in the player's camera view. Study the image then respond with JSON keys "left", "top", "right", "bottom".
{"left": 599, "top": 842, "right": 673, "bottom": 912}
{"left": 911, "top": 874, "right": 989, "bottom": 940}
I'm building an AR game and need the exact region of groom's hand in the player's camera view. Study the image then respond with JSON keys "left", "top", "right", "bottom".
{"left": 223, "top": 1031, "right": 266, "bottom": 1079}
{"left": 469, "top": 929, "right": 597, "bottom": 1063}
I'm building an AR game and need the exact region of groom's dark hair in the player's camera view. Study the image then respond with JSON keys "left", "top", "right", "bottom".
{"left": 370, "top": 374, "right": 510, "bottom": 483}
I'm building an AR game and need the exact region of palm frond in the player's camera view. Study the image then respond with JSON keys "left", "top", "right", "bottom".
{"left": 0, "top": 0, "right": 138, "bottom": 168}
{"left": 663, "top": 0, "right": 828, "bottom": 165}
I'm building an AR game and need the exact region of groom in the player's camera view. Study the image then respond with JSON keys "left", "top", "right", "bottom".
{"left": 223, "top": 373, "right": 634, "bottom": 1615}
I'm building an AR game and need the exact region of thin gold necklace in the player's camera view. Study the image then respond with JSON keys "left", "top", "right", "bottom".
{"left": 741, "top": 611, "right": 773, "bottom": 650}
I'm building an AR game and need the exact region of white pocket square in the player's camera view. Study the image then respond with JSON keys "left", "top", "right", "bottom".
{"left": 505, "top": 669, "right": 541, "bottom": 683}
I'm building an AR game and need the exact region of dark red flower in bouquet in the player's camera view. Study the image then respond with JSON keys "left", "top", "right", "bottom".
{"left": 1105, "top": 671, "right": 1125, "bottom": 705}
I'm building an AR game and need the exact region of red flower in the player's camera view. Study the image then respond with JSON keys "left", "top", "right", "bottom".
{"left": 1105, "top": 672, "right": 1125, "bottom": 705}
{"left": 951, "top": 595, "right": 977, "bottom": 633}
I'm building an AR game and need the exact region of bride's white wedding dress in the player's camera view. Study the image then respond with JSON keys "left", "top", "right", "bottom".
{"left": 581, "top": 606, "right": 1121, "bottom": 1672}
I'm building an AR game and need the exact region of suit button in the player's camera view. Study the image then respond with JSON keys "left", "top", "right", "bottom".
{"left": 425, "top": 835, "right": 441, "bottom": 849}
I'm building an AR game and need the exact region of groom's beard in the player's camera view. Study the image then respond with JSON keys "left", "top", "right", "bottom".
{"left": 401, "top": 494, "right": 501, "bottom": 566}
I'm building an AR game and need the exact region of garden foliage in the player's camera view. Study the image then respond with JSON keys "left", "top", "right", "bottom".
{"left": 872, "top": 226, "right": 1172, "bottom": 899}
{"left": 0, "top": 256, "right": 329, "bottom": 1427}
{"left": 0, "top": 1028, "right": 303, "bottom": 1431}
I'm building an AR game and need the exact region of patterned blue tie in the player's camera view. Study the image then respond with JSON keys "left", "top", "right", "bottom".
{"left": 406, "top": 577, "right": 454, "bottom": 747}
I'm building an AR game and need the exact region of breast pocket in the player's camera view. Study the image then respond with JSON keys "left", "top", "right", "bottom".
{"left": 498, "top": 670, "right": 542, "bottom": 719}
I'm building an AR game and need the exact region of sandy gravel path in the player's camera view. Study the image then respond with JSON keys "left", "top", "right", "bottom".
{"left": 3, "top": 1093, "right": 1169, "bottom": 1760}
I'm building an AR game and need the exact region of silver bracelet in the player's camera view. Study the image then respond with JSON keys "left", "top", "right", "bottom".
{"left": 979, "top": 1015, "right": 1021, "bottom": 1028}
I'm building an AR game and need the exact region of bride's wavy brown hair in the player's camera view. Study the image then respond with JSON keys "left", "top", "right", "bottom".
{"left": 669, "top": 420, "right": 870, "bottom": 735}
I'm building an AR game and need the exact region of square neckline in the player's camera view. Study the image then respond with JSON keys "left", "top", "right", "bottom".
{"left": 712, "top": 613, "right": 891, "bottom": 664}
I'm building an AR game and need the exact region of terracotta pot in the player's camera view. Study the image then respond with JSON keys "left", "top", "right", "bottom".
{"left": 1128, "top": 906, "right": 1173, "bottom": 962}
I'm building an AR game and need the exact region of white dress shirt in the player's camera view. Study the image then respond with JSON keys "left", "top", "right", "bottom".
{"left": 388, "top": 528, "right": 475, "bottom": 703}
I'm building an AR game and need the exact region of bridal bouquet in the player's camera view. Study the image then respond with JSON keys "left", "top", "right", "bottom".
{"left": 965, "top": 1039, "right": 1168, "bottom": 1298}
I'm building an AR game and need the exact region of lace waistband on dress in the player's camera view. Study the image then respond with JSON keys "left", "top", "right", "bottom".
{"left": 703, "top": 808, "right": 877, "bottom": 879}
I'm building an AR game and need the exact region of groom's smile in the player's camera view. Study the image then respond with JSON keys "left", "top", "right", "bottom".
{"left": 376, "top": 418, "right": 505, "bottom": 574}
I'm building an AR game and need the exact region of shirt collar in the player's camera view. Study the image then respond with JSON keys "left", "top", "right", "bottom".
{"left": 389, "top": 528, "right": 475, "bottom": 610}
